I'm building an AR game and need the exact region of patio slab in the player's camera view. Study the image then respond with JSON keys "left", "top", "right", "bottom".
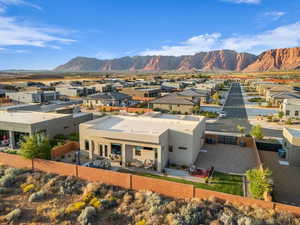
{"left": 195, "top": 144, "right": 257, "bottom": 175}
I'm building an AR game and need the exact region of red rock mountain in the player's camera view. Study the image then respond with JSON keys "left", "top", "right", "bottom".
{"left": 54, "top": 50, "right": 257, "bottom": 72}
{"left": 54, "top": 47, "right": 300, "bottom": 72}
{"left": 244, "top": 47, "right": 300, "bottom": 72}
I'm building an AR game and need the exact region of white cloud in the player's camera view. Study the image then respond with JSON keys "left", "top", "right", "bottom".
{"left": 0, "top": 16, "right": 75, "bottom": 48}
{"left": 263, "top": 11, "right": 285, "bottom": 21}
{"left": 15, "top": 49, "right": 29, "bottom": 53}
{"left": 142, "top": 33, "right": 222, "bottom": 56}
{"left": 224, "top": 0, "right": 261, "bottom": 4}
{"left": 141, "top": 21, "right": 300, "bottom": 56}
{"left": 0, "top": 0, "right": 42, "bottom": 11}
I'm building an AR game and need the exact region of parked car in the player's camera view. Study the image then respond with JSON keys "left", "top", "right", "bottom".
{"left": 219, "top": 111, "right": 226, "bottom": 118}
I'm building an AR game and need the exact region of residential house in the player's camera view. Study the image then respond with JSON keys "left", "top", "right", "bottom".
{"left": 6, "top": 91, "right": 59, "bottom": 103}
{"left": 0, "top": 110, "right": 92, "bottom": 149}
{"left": 84, "top": 92, "right": 132, "bottom": 107}
{"left": 121, "top": 87, "right": 161, "bottom": 98}
{"left": 178, "top": 88, "right": 210, "bottom": 104}
{"left": 150, "top": 94, "right": 196, "bottom": 114}
{"left": 268, "top": 92, "right": 300, "bottom": 107}
{"left": 56, "top": 86, "right": 96, "bottom": 97}
{"left": 283, "top": 128, "right": 300, "bottom": 167}
{"left": 79, "top": 113, "right": 206, "bottom": 172}
{"left": 281, "top": 99, "right": 300, "bottom": 118}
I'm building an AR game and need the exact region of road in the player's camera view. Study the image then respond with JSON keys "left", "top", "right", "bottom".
{"left": 206, "top": 83, "right": 282, "bottom": 138}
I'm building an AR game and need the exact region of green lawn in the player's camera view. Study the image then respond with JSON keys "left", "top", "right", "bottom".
{"left": 124, "top": 170, "right": 243, "bottom": 196}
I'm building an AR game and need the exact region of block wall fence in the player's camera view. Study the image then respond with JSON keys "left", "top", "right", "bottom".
{"left": 0, "top": 152, "right": 299, "bottom": 216}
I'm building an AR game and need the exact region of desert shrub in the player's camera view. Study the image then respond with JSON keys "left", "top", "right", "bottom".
{"left": 0, "top": 174, "right": 17, "bottom": 187}
{"left": 77, "top": 206, "right": 96, "bottom": 225}
{"left": 0, "top": 187, "right": 9, "bottom": 194}
{"left": 65, "top": 201, "right": 86, "bottom": 214}
{"left": 48, "top": 208, "right": 65, "bottom": 222}
{"left": 5, "top": 208, "right": 22, "bottom": 222}
{"left": 135, "top": 219, "right": 146, "bottom": 225}
{"left": 170, "top": 202, "right": 204, "bottom": 225}
{"left": 89, "top": 197, "right": 101, "bottom": 208}
{"left": 21, "top": 183, "right": 35, "bottom": 193}
{"left": 29, "top": 190, "right": 46, "bottom": 202}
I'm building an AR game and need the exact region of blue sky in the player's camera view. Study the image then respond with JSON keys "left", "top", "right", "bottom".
{"left": 0, "top": 0, "right": 299, "bottom": 70}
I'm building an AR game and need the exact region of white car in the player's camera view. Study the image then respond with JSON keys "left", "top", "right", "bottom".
{"left": 219, "top": 111, "right": 226, "bottom": 118}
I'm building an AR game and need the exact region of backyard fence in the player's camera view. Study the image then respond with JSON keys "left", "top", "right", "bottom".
{"left": 51, "top": 141, "right": 80, "bottom": 160}
{"left": 97, "top": 106, "right": 153, "bottom": 114}
{"left": 0, "top": 152, "right": 299, "bottom": 216}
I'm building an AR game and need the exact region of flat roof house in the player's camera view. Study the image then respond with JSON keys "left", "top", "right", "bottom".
{"left": 281, "top": 99, "right": 300, "bottom": 118}
{"left": 121, "top": 87, "right": 161, "bottom": 98}
{"left": 6, "top": 91, "right": 59, "bottom": 104}
{"left": 84, "top": 92, "right": 132, "bottom": 107}
{"left": 283, "top": 128, "right": 300, "bottom": 167}
{"left": 0, "top": 110, "right": 93, "bottom": 149}
{"left": 79, "top": 114, "right": 206, "bottom": 172}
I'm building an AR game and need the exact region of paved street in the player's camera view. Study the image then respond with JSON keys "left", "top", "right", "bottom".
{"left": 206, "top": 83, "right": 282, "bottom": 138}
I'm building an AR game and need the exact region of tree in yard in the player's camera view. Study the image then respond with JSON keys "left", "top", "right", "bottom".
{"left": 278, "top": 111, "right": 284, "bottom": 121}
{"left": 212, "top": 92, "right": 221, "bottom": 105}
{"left": 246, "top": 168, "right": 272, "bottom": 200}
{"left": 19, "top": 135, "right": 52, "bottom": 160}
{"left": 193, "top": 105, "right": 200, "bottom": 114}
{"left": 250, "top": 125, "right": 264, "bottom": 140}
{"left": 237, "top": 125, "right": 246, "bottom": 137}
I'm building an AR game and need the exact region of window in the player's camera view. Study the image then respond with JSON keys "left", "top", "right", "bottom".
{"left": 104, "top": 145, "right": 108, "bottom": 157}
{"left": 178, "top": 147, "right": 187, "bottom": 150}
{"left": 286, "top": 110, "right": 290, "bottom": 116}
{"left": 144, "top": 147, "right": 153, "bottom": 151}
{"left": 84, "top": 140, "right": 89, "bottom": 151}
{"left": 99, "top": 145, "right": 103, "bottom": 156}
{"left": 295, "top": 111, "right": 299, "bottom": 116}
{"left": 168, "top": 145, "right": 173, "bottom": 152}
{"left": 134, "top": 148, "right": 142, "bottom": 156}
{"left": 91, "top": 141, "right": 95, "bottom": 152}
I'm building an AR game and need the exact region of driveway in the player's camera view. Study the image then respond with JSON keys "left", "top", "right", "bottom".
{"left": 261, "top": 151, "right": 300, "bottom": 206}
{"left": 195, "top": 144, "right": 257, "bottom": 175}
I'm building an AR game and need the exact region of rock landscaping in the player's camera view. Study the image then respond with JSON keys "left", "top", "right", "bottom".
{"left": 0, "top": 165, "right": 299, "bottom": 224}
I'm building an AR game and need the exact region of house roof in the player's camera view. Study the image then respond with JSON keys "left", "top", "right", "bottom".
{"left": 270, "top": 91, "right": 300, "bottom": 99}
{"left": 150, "top": 94, "right": 195, "bottom": 105}
{"left": 178, "top": 89, "right": 209, "bottom": 97}
{"left": 86, "top": 92, "right": 131, "bottom": 101}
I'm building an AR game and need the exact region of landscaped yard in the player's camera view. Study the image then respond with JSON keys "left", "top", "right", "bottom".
{"left": 125, "top": 170, "right": 244, "bottom": 196}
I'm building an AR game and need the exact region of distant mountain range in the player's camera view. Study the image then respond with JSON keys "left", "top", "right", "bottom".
{"left": 55, "top": 47, "right": 300, "bottom": 72}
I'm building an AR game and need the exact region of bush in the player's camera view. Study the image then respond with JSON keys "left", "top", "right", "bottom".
{"left": 5, "top": 209, "right": 21, "bottom": 222}
{"left": 29, "top": 190, "right": 46, "bottom": 202}
{"left": 65, "top": 201, "right": 86, "bottom": 214}
{"left": 77, "top": 206, "right": 96, "bottom": 225}
{"left": 21, "top": 183, "right": 35, "bottom": 193}
{"left": 250, "top": 125, "right": 264, "bottom": 140}
{"left": 0, "top": 174, "right": 16, "bottom": 187}
{"left": 246, "top": 168, "right": 272, "bottom": 200}
{"left": 248, "top": 97, "right": 266, "bottom": 103}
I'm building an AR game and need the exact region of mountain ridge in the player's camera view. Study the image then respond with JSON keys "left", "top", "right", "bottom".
{"left": 55, "top": 47, "right": 300, "bottom": 72}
